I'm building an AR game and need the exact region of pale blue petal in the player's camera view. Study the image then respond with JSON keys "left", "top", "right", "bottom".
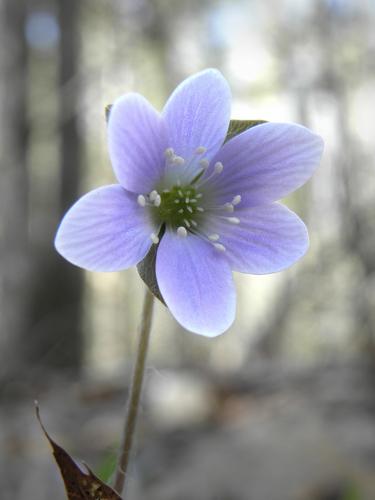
{"left": 156, "top": 231, "right": 236, "bottom": 337}
{"left": 108, "top": 93, "right": 168, "bottom": 193}
{"left": 207, "top": 203, "right": 309, "bottom": 274}
{"left": 162, "top": 69, "right": 231, "bottom": 178}
{"left": 55, "top": 185, "right": 154, "bottom": 271}
{"left": 208, "top": 122, "right": 324, "bottom": 207}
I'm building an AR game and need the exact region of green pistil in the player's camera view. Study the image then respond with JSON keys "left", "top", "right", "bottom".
{"left": 152, "top": 185, "right": 201, "bottom": 229}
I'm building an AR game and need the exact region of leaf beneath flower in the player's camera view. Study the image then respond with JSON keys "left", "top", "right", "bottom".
{"left": 224, "top": 119, "right": 267, "bottom": 143}
{"left": 105, "top": 104, "right": 113, "bottom": 122}
{"left": 137, "top": 227, "right": 166, "bottom": 305}
{"left": 35, "top": 402, "right": 122, "bottom": 499}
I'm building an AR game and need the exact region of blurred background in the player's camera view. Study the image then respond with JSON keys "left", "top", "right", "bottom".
{"left": 1, "top": 0, "right": 375, "bottom": 498}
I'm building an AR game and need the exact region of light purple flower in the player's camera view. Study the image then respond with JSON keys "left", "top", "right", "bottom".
{"left": 55, "top": 69, "right": 323, "bottom": 337}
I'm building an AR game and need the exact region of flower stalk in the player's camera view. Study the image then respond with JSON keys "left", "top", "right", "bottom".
{"left": 113, "top": 288, "right": 155, "bottom": 495}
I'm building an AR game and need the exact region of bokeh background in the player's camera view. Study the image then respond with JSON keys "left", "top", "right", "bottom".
{"left": 1, "top": 0, "right": 375, "bottom": 498}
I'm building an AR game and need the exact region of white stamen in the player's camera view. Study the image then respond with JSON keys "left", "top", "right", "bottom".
{"left": 197, "top": 207, "right": 204, "bottom": 212}
{"left": 195, "top": 146, "right": 206, "bottom": 154}
{"left": 187, "top": 206, "right": 193, "bottom": 213}
{"left": 173, "top": 156, "right": 185, "bottom": 166}
{"left": 137, "top": 195, "right": 146, "bottom": 207}
{"left": 190, "top": 199, "right": 197, "bottom": 203}
{"left": 232, "top": 195, "right": 241, "bottom": 205}
{"left": 164, "top": 147, "right": 174, "bottom": 158}
{"left": 208, "top": 233, "right": 220, "bottom": 241}
{"left": 185, "top": 197, "right": 190, "bottom": 203}
{"left": 177, "top": 226, "right": 187, "bottom": 237}
{"left": 178, "top": 208, "right": 184, "bottom": 214}
{"left": 150, "top": 233, "right": 159, "bottom": 244}
{"left": 154, "top": 194, "right": 161, "bottom": 207}
{"left": 227, "top": 217, "right": 240, "bottom": 224}
{"left": 174, "top": 199, "right": 180, "bottom": 204}
{"left": 196, "top": 193, "right": 203, "bottom": 199}
{"left": 223, "top": 203, "right": 234, "bottom": 212}
{"left": 178, "top": 189, "right": 183, "bottom": 197}
{"left": 183, "top": 219, "right": 191, "bottom": 228}
{"left": 195, "top": 161, "right": 224, "bottom": 189}
{"left": 213, "top": 243, "right": 226, "bottom": 252}
{"left": 199, "top": 159, "right": 209, "bottom": 169}
{"left": 214, "top": 162, "right": 224, "bottom": 174}
{"left": 149, "top": 190, "right": 158, "bottom": 201}
{"left": 191, "top": 220, "right": 198, "bottom": 227}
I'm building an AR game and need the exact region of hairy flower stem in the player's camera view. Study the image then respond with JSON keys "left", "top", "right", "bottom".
{"left": 113, "top": 288, "right": 155, "bottom": 495}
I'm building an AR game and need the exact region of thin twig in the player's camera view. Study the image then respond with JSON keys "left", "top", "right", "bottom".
{"left": 113, "top": 288, "right": 155, "bottom": 495}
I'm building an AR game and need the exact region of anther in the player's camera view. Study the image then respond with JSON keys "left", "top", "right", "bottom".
{"left": 150, "top": 233, "right": 159, "bottom": 244}
{"left": 191, "top": 220, "right": 198, "bottom": 227}
{"left": 177, "top": 226, "right": 187, "bottom": 237}
{"left": 227, "top": 217, "right": 240, "bottom": 224}
{"left": 185, "top": 197, "right": 190, "bottom": 203}
{"left": 196, "top": 193, "right": 203, "bottom": 198}
{"left": 213, "top": 243, "right": 226, "bottom": 252}
{"left": 232, "top": 195, "right": 241, "bottom": 205}
{"left": 197, "top": 207, "right": 204, "bottom": 212}
{"left": 178, "top": 208, "right": 184, "bottom": 214}
{"left": 173, "top": 156, "right": 185, "bottom": 166}
{"left": 214, "top": 162, "right": 224, "bottom": 174}
{"left": 174, "top": 199, "right": 180, "bottom": 204}
{"left": 149, "top": 190, "right": 158, "bottom": 201}
{"left": 154, "top": 194, "right": 161, "bottom": 207}
{"left": 208, "top": 234, "right": 220, "bottom": 241}
{"left": 137, "top": 195, "right": 146, "bottom": 207}
{"left": 187, "top": 206, "right": 193, "bottom": 213}
{"left": 223, "top": 203, "right": 234, "bottom": 212}
{"left": 183, "top": 219, "right": 191, "bottom": 228}
{"left": 178, "top": 190, "right": 183, "bottom": 197}
{"left": 199, "top": 159, "right": 209, "bottom": 169}
{"left": 195, "top": 146, "right": 207, "bottom": 154}
{"left": 164, "top": 148, "right": 174, "bottom": 158}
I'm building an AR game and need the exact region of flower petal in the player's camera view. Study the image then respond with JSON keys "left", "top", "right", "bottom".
{"left": 108, "top": 93, "right": 168, "bottom": 193}
{"left": 162, "top": 69, "right": 231, "bottom": 173}
{"left": 55, "top": 185, "right": 154, "bottom": 272}
{"left": 207, "top": 203, "right": 309, "bottom": 274}
{"left": 156, "top": 231, "right": 236, "bottom": 337}
{"left": 208, "top": 122, "right": 324, "bottom": 207}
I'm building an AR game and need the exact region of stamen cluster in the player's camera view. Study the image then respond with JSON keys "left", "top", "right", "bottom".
{"left": 137, "top": 146, "right": 242, "bottom": 250}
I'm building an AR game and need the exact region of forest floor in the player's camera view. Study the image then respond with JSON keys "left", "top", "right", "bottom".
{"left": 1, "top": 359, "right": 375, "bottom": 500}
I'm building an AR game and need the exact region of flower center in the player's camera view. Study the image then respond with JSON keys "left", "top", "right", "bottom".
{"left": 138, "top": 184, "right": 205, "bottom": 236}
{"left": 137, "top": 146, "right": 242, "bottom": 250}
{"left": 155, "top": 185, "right": 203, "bottom": 229}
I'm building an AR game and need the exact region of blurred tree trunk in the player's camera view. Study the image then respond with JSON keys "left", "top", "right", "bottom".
{"left": 0, "top": 0, "right": 30, "bottom": 381}
{"left": 55, "top": 0, "right": 84, "bottom": 369}
{"left": 314, "top": 2, "right": 375, "bottom": 356}
{"left": 27, "top": 0, "right": 84, "bottom": 374}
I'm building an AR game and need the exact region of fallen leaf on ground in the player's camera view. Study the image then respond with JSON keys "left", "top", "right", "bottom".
{"left": 35, "top": 402, "right": 122, "bottom": 499}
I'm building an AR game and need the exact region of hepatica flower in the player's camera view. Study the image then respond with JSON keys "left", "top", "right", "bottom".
{"left": 55, "top": 69, "right": 323, "bottom": 337}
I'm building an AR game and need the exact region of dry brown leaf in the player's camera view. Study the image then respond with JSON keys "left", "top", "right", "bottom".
{"left": 35, "top": 402, "right": 122, "bottom": 499}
